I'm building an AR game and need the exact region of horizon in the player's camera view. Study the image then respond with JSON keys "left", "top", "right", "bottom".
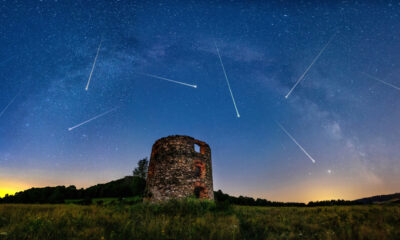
{"left": 1, "top": 173, "right": 399, "bottom": 204}
{"left": 1, "top": 1, "right": 400, "bottom": 203}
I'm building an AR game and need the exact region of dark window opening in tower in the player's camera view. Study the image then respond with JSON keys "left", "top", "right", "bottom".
{"left": 195, "top": 166, "right": 201, "bottom": 177}
{"left": 194, "top": 187, "right": 204, "bottom": 198}
{"left": 194, "top": 143, "right": 200, "bottom": 153}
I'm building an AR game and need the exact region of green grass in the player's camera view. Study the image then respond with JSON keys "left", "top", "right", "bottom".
{"left": 0, "top": 200, "right": 399, "bottom": 240}
{"left": 64, "top": 196, "right": 142, "bottom": 205}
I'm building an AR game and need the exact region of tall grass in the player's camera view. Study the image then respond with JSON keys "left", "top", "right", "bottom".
{"left": 0, "top": 200, "right": 399, "bottom": 240}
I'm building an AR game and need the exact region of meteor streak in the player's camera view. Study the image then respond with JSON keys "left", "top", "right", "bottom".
{"left": 277, "top": 122, "right": 316, "bottom": 163}
{"left": 214, "top": 41, "right": 240, "bottom": 118}
{"left": 85, "top": 38, "right": 103, "bottom": 91}
{"left": 0, "top": 92, "right": 20, "bottom": 118}
{"left": 68, "top": 107, "right": 118, "bottom": 131}
{"left": 285, "top": 33, "right": 336, "bottom": 99}
{"left": 361, "top": 72, "right": 400, "bottom": 91}
{"left": 139, "top": 73, "right": 197, "bottom": 88}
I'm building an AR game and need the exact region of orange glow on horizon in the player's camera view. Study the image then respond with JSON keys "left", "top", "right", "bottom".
{"left": 223, "top": 175, "right": 388, "bottom": 203}
{"left": 0, "top": 189, "right": 17, "bottom": 198}
{"left": 0, "top": 180, "right": 30, "bottom": 198}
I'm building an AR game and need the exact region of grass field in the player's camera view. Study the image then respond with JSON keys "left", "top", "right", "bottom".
{"left": 64, "top": 196, "right": 142, "bottom": 205}
{"left": 0, "top": 200, "right": 399, "bottom": 240}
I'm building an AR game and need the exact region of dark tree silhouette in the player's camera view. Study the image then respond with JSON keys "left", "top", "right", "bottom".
{"left": 133, "top": 158, "right": 148, "bottom": 179}
{"left": 0, "top": 158, "right": 150, "bottom": 204}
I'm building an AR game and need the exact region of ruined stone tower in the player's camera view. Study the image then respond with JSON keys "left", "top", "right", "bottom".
{"left": 146, "top": 135, "right": 214, "bottom": 201}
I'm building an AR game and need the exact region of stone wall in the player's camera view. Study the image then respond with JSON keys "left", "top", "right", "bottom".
{"left": 146, "top": 135, "right": 214, "bottom": 201}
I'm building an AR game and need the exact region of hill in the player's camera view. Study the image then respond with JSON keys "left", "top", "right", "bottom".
{"left": 355, "top": 193, "right": 400, "bottom": 204}
{"left": 0, "top": 176, "right": 145, "bottom": 204}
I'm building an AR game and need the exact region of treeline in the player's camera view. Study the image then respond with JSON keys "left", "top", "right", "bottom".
{"left": 1, "top": 186, "right": 359, "bottom": 206}
{"left": 0, "top": 157, "right": 387, "bottom": 207}
{"left": 214, "top": 190, "right": 306, "bottom": 207}
{"left": 0, "top": 185, "right": 374, "bottom": 206}
{"left": 0, "top": 176, "right": 146, "bottom": 204}
{"left": 0, "top": 158, "right": 149, "bottom": 204}
{"left": 214, "top": 190, "right": 358, "bottom": 207}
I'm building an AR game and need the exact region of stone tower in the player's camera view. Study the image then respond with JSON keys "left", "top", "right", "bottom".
{"left": 146, "top": 135, "right": 214, "bottom": 201}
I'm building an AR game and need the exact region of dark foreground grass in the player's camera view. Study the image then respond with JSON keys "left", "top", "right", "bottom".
{"left": 0, "top": 200, "right": 399, "bottom": 240}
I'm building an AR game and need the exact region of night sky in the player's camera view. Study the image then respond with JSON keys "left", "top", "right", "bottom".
{"left": 1, "top": 0, "right": 400, "bottom": 202}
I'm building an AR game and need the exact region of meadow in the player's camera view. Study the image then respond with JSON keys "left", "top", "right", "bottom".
{"left": 0, "top": 199, "right": 399, "bottom": 240}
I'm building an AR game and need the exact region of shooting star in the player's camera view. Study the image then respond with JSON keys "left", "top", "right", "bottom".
{"left": 68, "top": 107, "right": 118, "bottom": 131}
{"left": 139, "top": 73, "right": 197, "bottom": 88}
{"left": 277, "top": 122, "right": 316, "bottom": 164}
{"left": 285, "top": 33, "right": 337, "bottom": 99}
{"left": 214, "top": 41, "right": 240, "bottom": 118}
{"left": 85, "top": 38, "right": 103, "bottom": 91}
{"left": 0, "top": 92, "right": 20, "bottom": 118}
{"left": 361, "top": 72, "right": 400, "bottom": 91}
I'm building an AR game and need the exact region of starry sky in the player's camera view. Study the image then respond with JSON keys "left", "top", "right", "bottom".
{"left": 1, "top": 0, "right": 400, "bottom": 202}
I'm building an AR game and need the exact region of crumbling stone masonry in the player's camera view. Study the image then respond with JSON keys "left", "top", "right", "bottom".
{"left": 146, "top": 135, "right": 214, "bottom": 201}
